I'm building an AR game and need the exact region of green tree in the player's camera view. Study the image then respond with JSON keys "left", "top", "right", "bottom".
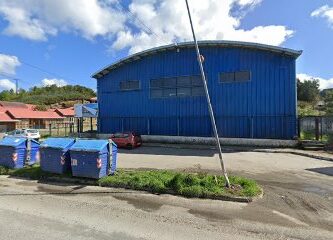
{"left": 297, "top": 79, "right": 320, "bottom": 102}
{"left": 323, "top": 89, "right": 333, "bottom": 115}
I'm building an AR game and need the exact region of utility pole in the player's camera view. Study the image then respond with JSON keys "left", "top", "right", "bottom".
{"left": 185, "top": 0, "right": 230, "bottom": 187}
{"left": 15, "top": 79, "right": 19, "bottom": 94}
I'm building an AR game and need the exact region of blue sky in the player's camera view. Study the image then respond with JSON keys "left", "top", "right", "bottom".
{"left": 0, "top": 0, "right": 332, "bottom": 91}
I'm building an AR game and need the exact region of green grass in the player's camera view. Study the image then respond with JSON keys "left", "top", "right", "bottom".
{"left": 98, "top": 170, "right": 261, "bottom": 198}
{"left": 0, "top": 166, "right": 261, "bottom": 199}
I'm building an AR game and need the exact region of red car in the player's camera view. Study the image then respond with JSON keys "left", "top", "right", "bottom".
{"left": 110, "top": 132, "right": 142, "bottom": 149}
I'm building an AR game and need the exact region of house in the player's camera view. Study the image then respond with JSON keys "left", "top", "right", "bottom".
{"left": 0, "top": 101, "right": 75, "bottom": 132}
{"left": 54, "top": 107, "right": 75, "bottom": 124}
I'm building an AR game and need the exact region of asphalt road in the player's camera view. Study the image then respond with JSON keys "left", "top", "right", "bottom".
{"left": 0, "top": 147, "right": 333, "bottom": 240}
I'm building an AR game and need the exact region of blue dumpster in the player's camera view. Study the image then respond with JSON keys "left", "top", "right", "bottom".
{"left": 40, "top": 138, "right": 75, "bottom": 174}
{"left": 0, "top": 137, "right": 40, "bottom": 169}
{"left": 69, "top": 139, "right": 118, "bottom": 179}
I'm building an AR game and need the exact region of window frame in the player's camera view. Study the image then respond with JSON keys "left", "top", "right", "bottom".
{"left": 119, "top": 80, "right": 141, "bottom": 91}
{"left": 150, "top": 75, "right": 205, "bottom": 99}
{"left": 219, "top": 70, "right": 251, "bottom": 83}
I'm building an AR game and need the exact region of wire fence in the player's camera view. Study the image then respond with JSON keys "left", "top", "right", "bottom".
{"left": 40, "top": 120, "right": 97, "bottom": 137}
{"left": 298, "top": 116, "right": 333, "bottom": 141}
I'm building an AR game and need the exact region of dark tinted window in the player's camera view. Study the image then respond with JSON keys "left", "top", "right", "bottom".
{"left": 151, "top": 89, "right": 163, "bottom": 98}
{"left": 220, "top": 72, "right": 235, "bottom": 83}
{"left": 192, "top": 86, "right": 205, "bottom": 96}
{"left": 177, "top": 87, "right": 191, "bottom": 96}
{"left": 150, "top": 75, "right": 204, "bottom": 98}
{"left": 150, "top": 79, "right": 164, "bottom": 88}
{"left": 220, "top": 71, "right": 251, "bottom": 83}
{"left": 235, "top": 71, "right": 251, "bottom": 82}
{"left": 191, "top": 76, "right": 203, "bottom": 86}
{"left": 120, "top": 80, "right": 140, "bottom": 91}
{"left": 163, "top": 88, "right": 177, "bottom": 97}
{"left": 177, "top": 76, "right": 191, "bottom": 86}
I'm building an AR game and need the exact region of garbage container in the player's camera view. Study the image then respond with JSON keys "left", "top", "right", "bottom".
{"left": 0, "top": 137, "right": 40, "bottom": 169}
{"left": 69, "top": 139, "right": 117, "bottom": 179}
{"left": 40, "top": 138, "right": 75, "bottom": 174}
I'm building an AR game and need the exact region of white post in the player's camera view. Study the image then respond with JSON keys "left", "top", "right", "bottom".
{"left": 185, "top": 0, "right": 230, "bottom": 187}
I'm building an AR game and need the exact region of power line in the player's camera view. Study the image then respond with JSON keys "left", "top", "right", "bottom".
{"left": 0, "top": 52, "right": 79, "bottom": 85}
{"left": 114, "top": 0, "right": 176, "bottom": 46}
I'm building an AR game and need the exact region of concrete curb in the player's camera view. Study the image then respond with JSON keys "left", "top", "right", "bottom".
{"left": 140, "top": 142, "right": 333, "bottom": 163}
{"left": 252, "top": 149, "right": 333, "bottom": 162}
{"left": 10, "top": 174, "right": 262, "bottom": 203}
{"left": 73, "top": 133, "right": 299, "bottom": 148}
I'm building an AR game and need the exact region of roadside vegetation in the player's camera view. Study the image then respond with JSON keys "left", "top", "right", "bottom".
{"left": 0, "top": 165, "right": 261, "bottom": 199}
{"left": 99, "top": 170, "right": 261, "bottom": 198}
{"left": 0, "top": 84, "right": 96, "bottom": 108}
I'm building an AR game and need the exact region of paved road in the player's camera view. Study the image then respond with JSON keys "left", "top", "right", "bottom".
{"left": 0, "top": 147, "right": 332, "bottom": 239}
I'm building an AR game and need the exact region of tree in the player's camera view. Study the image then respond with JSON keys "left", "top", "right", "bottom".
{"left": 297, "top": 79, "right": 320, "bottom": 102}
{"left": 323, "top": 89, "right": 333, "bottom": 115}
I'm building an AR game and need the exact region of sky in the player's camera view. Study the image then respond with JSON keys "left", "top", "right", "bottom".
{"left": 0, "top": 0, "right": 332, "bottom": 91}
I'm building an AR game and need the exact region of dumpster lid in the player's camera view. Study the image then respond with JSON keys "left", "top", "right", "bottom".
{"left": 70, "top": 139, "right": 109, "bottom": 152}
{"left": 0, "top": 137, "right": 26, "bottom": 147}
{"left": 41, "top": 138, "right": 75, "bottom": 149}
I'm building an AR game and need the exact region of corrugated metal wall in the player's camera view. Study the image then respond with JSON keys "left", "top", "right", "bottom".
{"left": 97, "top": 46, "right": 297, "bottom": 139}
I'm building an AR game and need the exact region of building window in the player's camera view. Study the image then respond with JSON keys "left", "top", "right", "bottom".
{"left": 220, "top": 71, "right": 251, "bottom": 83}
{"left": 150, "top": 76, "right": 204, "bottom": 98}
{"left": 120, "top": 80, "right": 140, "bottom": 91}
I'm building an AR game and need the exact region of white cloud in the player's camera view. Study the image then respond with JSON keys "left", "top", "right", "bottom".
{"left": 0, "top": 0, "right": 293, "bottom": 54}
{"left": 0, "top": 79, "right": 16, "bottom": 91}
{"left": 0, "top": 0, "right": 125, "bottom": 41}
{"left": 0, "top": 53, "right": 21, "bottom": 75}
{"left": 112, "top": 0, "right": 293, "bottom": 54}
{"left": 42, "top": 78, "right": 68, "bottom": 87}
{"left": 311, "top": 5, "right": 333, "bottom": 27}
{"left": 297, "top": 73, "right": 333, "bottom": 90}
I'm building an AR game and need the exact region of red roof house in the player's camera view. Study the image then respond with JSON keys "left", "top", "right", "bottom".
{"left": 54, "top": 107, "right": 75, "bottom": 117}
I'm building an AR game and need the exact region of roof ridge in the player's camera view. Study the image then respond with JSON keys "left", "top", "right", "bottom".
{"left": 92, "top": 40, "right": 302, "bottom": 79}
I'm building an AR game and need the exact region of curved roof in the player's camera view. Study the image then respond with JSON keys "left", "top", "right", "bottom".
{"left": 92, "top": 40, "right": 302, "bottom": 79}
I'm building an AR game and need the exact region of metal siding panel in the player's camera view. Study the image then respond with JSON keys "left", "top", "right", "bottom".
{"left": 97, "top": 46, "right": 297, "bottom": 139}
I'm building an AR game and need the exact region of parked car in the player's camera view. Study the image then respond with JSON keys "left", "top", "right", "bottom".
{"left": 110, "top": 132, "right": 142, "bottom": 149}
{"left": 4, "top": 129, "right": 41, "bottom": 140}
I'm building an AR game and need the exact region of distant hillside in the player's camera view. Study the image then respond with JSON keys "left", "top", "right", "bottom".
{"left": 0, "top": 85, "right": 96, "bottom": 107}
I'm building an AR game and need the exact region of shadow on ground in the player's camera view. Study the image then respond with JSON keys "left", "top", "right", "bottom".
{"left": 118, "top": 145, "right": 273, "bottom": 157}
{"left": 306, "top": 167, "right": 333, "bottom": 177}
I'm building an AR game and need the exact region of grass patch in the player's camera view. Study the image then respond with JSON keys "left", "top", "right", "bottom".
{"left": 98, "top": 170, "right": 261, "bottom": 198}
{"left": 0, "top": 166, "right": 261, "bottom": 199}
{"left": 0, "top": 165, "right": 72, "bottom": 180}
{"left": 0, "top": 166, "right": 13, "bottom": 175}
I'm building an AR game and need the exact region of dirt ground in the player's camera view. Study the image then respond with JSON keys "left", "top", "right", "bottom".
{"left": 117, "top": 146, "right": 333, "bottom": 232}
{"left": 0, "top": 146, "right": 332, "bottom": 239}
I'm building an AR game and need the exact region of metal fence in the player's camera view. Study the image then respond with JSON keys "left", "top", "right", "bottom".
{"left": 34, "top": 119, "right": 97, "bottom": 137}
{"left": 298, "top": 116, "right": 333, "bottom": 141}
{"left": 99, "top": 115, "right": 296, "bottom": 139}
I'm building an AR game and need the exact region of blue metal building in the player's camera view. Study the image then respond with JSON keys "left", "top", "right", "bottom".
{"left": 93, "top": 41, "right": 302, "bottom": 139}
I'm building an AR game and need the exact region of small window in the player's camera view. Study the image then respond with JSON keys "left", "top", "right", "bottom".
{"left": 220, "top": 71, "right": 251, "bottom": 83}
{"left": 163, "top": 88, "right": 177, "bottom": 97}
{"left": 120, "top": 80, "right": 140, "bottom": 91}
{"left": 235, "top": 71, "right": 251, "bottom": 82}
{"left": 151, "top": 89, "right": 163, "bottom": 98}
{"left": 164, "top": 78, "right": 177, "bottom": 88}
{"left": 177, "top": 76, "right": 191, "bottom": 87}
{"left": 191, "top": 76, "right": 203, "bottom": 86}
{"left": 177, "top": 87, "right": 191, "bottom": 97}
{"left": 192, "top": 86, "right": 205, "bottom": 96}
{"left": 150, "top": 75, "right": 204, "bottom": 99}
{"left": 150, "top": 79, "right": 164, "bottom": 88}
{"left": 220, "top": 72, "right": 235, "bottom": 83}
